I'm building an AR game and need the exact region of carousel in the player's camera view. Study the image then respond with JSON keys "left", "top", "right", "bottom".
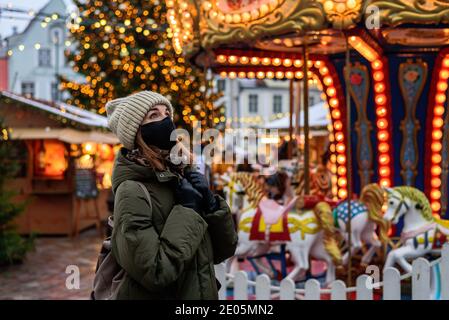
{"left": 165, "top": 0, "right": 449, "bottom": 299}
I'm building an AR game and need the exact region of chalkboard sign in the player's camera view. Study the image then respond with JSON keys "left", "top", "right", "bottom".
{"left": 75, "top": 169, "right": 99, "bottom": 199}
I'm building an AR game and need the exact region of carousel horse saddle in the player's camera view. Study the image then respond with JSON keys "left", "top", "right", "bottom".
{"left": 249, "top": 197, "right": 298, "bottom": 241}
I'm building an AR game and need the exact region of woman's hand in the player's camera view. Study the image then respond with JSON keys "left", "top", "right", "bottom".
{"left": 185, "top": 170, "right": 218, "bottom": 213}
{"left": 174, "top": 178, "right": 204, "bottom": 214}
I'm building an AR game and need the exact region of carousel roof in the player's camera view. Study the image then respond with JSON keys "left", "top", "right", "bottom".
{"left": 165, "top": 0, "right": 449, "bottom": 67}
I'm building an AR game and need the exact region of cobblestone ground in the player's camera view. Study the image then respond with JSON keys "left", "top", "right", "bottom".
{"left": 0, "top": 228, "right": 102, "bottom": 300}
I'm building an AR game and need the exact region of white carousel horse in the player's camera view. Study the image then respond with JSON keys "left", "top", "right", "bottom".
{"left": 332, "top": 183, "right": 390, "bottom": 265}
{"left": 383, "top": 186, "right": 449, "bottom": 273}
{"left": 226, "top": 172, "right": 342, "bottom": 284}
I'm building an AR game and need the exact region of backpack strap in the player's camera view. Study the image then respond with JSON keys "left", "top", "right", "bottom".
{"left": 135, "top": 181, "right": 152, "bottom": 213}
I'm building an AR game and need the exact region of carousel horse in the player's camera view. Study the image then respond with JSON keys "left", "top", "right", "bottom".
{"left": 383, "top": 186, "right": 449, "bottom": 273}
{"left": 332, "top": 183, "right": 390, "bottom": 265}
{"left": 226, "top": 172, "right": 342, "bottom": 284}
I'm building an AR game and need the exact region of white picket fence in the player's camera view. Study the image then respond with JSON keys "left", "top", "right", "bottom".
{"left": 214, "top": 244, "right": 449, "bottom": 300}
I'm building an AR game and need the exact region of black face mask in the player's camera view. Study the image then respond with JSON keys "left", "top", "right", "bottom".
{"left": 140, "top": 117, "right": 176, "bottom": 151}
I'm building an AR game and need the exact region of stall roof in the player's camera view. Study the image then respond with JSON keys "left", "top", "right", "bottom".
{"left": 0, "top": 91, "right": 108, "bottom": 128}
{"left": 262, "top": 101, "right": 330, "bottom": 129}
{"left": 9, "top": 127, "right": 119, "bottom": 145}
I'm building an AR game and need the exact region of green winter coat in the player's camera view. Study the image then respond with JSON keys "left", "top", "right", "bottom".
{"left": 110, "top": 148, "right": 237, "bottom": 300}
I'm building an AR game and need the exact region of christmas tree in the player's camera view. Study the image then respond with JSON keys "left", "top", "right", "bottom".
{"left": 61, "top": 0, "right": 224, "bottom": 129}
{"left": 0, "top": 119, "right": 34, "bottom": 266}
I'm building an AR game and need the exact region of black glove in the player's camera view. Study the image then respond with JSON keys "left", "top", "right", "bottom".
{"left": 174, "top": 178, "right": 204, "bottom": 214}
{"left": 185, "top": 169, "right": 218, "bottom": 213}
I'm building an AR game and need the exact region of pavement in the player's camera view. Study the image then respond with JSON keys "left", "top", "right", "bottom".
{"left": 0, "top": 228, "right": 102, "bottom": 300}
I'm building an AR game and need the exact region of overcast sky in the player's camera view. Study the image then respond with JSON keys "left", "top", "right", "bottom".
{"left": 0, "top": 0, "right": 55, "bottom": 39}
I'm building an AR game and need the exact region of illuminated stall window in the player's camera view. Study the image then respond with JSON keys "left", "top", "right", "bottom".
{"left": 33, "top": 140, "right": 68, "bottom": 179}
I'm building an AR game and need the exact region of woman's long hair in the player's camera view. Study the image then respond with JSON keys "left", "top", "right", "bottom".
{"left": 135, "top": 129, "right": 193, "bottom": 174}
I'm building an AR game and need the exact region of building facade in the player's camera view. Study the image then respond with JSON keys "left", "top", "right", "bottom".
{"left": 3, "top": 0, "right": 82, "bottom": 102}
{"left": 215, "top": 78, "right": 324, "bottom": 128}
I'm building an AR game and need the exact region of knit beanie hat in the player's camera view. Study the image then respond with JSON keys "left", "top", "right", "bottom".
{"left": 105, "top": 91, "right": 173, "bottom": 150}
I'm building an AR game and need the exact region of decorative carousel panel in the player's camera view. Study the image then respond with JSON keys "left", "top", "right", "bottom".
{"left": 382, "top": 28, "right": 449, "bottom": 47}
{"left": 254, "top": 29, "right": 347, "bottom": 55}
{"left": 370, "top": 0, "right": 449, "bottom": 26}
{"left": 196, "top": 0, "right": 328, "bottom": 51}
{"left": 345, "top": 62, "right": 373, "bottom": 188}
{"left": 398, "top": 59, "right": 428, "bottom": 186}
{"left": 318, "top": 0, "right": 363, "bottom": 29}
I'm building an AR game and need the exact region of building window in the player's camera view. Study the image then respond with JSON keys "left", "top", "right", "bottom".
{"left": 273, "top": 95, "right": 282, "bottom": 113}
{"left": 51, "top": 83, "right": 59, "bottom": 101}
{"left": 309, "top": 96, "right": 315, "bottom": 106}
{"left": 38, "top": 48, "right": 51, "bottom": 67}
{"left": 217, "top": 79, "right": 226, "bottom": 91}
{"left": 21, "top": 82, "right": 35, "bottom": 98}
{"left": 249, "top": 94, "right": 258, "bottom": 113}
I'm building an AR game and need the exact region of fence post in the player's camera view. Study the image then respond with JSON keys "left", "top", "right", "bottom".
{"left": 255, "top": 274, "right": 271, "bottom": 300}
{"left": 304, "top": 279, "right": 321, "bottom": 300}
{"left": 280, "top": 278, "right": 295, "bottom": 300}
{"left": 412, "top": 257, "right": 431, "bottom": 300}
{"left": 383, "top": 267, "right": 401, "bottom": 300}
{"left": 234, "top": 271, "right": 248, "bottom": 300}
{"left": 214, "top": 263, "right": 227, "bottom": 300}
{"left": 330, "top": 280, "right": 347, "bottom": 300}
{"left": 356, "top": 275, "right": 373, "bottom": 300}
{"left": 441, "top": 243, "right": 449, "bottom": 300}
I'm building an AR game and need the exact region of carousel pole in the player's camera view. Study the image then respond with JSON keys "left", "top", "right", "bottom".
{"left": 344, "top": 34, "right": 353, "bottom": 286}
{"left": 303, "top": 39, "right": 310, "bottom": 195}
{"left": 288, "top": 79, "right": 294, "bottom": 159}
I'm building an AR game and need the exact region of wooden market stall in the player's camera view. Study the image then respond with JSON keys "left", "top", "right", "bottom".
{"left": 0, "top": 91, "right": 120, "bottom": 236}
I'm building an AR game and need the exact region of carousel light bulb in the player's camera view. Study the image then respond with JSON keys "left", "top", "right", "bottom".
{"left": 283, "top": 59, "right": 292, "bottom": 67}
{"left": 432, "top": 165, "right": 442, "bottom": 176}
{"left": 293, "top": 59, "right": 303, "bottom": 68}
{"left": 257, "top": 71, "right": 265, "bottom": 79}
{"left": 375, "top": 94, "right": 387, "bottom": 105}
{"left": 327, "top": 87, "right": 336, "bottom": 97}
{"left": 432, "top": 154, "right": 442, "bottom": 164}
{"left": 373, "top": 71, "right": 384, "bottom": 81}
{"left": 374, "top": 83, "right": 385, "bottom": 93}
{"left": 272, "top": 58, "right": 282, "bottom": 66}
{"left": 239, "top": 56, "right": 249, "bottom": 64}
{"left": 436, "top": 93, "right": 446, "bottom": 104}
{"left": 440, "top": 69, "right": 449, "bottom": 80}
{"left": 323, "top": 76, "right": 333, "bottom": 86}
{"left": 434, "top": 106, "right": 445, "bottom": 116}
{"left": 338, "top": 189, "right": 348, "bottom": 199}
{"left": 377, "top": 119, "right": 388, "bottom": 129}
{"left": 229, "top": 71, "right": 237, "bottom": 79}
{"left": 285, "top": 71, "right": 294, "bottom": 79}
{"left": 329, "top": 98, "right": 339, "bottom": 108}
{"left": 378, "top": 142, "right": 389, "bottom": 153}
{"left": 431, "top": 142, "right": 442, "bottom": 152}
{"left": 336, "top": 143, "right": 345, "bottom": 153}
{"left": 238, "top": 71, "right": 246, "bottom": 78}
{"left": 380, "top": 179, "right": 391, "bottom": 187}
{"left": 335, "top": 132, "right": 344, "bottom": 141}
{"left": 319, "top": 67, "right": 329, "bottom": 75}
{"left": 437, "top": 81, "right": 448, "bottom": 92}
{"left": 338, "top": 178, "right": 347, "bottom": 187}
{"left": 266, "top": 71, "right": 275, "bottom": 79}
{"left": 262, "top": 57, "right": 271, "bottom": 65}
{"left": 431, "top": 178, "right": 442, "bottom": 188}
{"left": 217, "top": 55, "right": 227, "bottom": 63}
{"left": 379, "top": 166, "right": 390, "bottom": 177}
{"left": 433, "top": 117, "right": 444, "bottom": 128}
{"left": 334, "top": 120, "right": 343, "bottom": 130}
{"left": 247, "top": 71, "right": 255, "bottom": 78}
{"left": 228, "top": 55, "right": 238, "bottom": 64}
{"left": 275, "top": 71, "right": 284, "bottom": 79}
{"left": 431, "top": 202, "right": 441, "bottom": 212}
{"left": 332, "top": 109, "right": 341, "bottom": 119}
{"left": 251, "top": 57, "right": 260, "bottom": 65}
{"left": 337, "top": 154, "right": 346, "bottom": 164}
{"left": 337, "top": 166, "right": 347, "bottom": 175}
{"left": 432, "top": 129, "right": 443, "bottom": 140}
{"left": 372, "top": 59, "right": 383, "bottom": 70}
{"left": 431, "top": 190, "right": 442, "bottom": 200}
{"left": 295, "top": 71, "right": 303, "bottom": 79}
{"left": 379, "top": 154, "right": 390, "bottom": 165}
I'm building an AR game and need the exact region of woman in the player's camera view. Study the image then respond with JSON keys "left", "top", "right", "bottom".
{"left": 105, "top": 91, "right": 238, "bottom": 299}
